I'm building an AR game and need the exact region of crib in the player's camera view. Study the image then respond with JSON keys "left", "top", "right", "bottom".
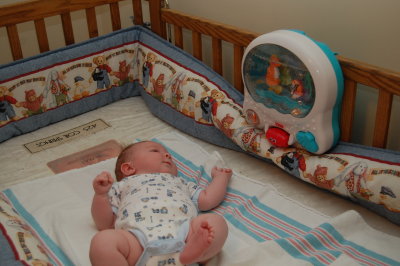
{"left": 1, "top": 0, "right": 399, "bottom": 149}
{"left": 1, "top": 1, "right": 400, "bottom": 265}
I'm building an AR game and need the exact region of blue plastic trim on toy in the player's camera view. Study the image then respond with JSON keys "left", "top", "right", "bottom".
{"left": 296, "top": 131, "right": 319, "bottom": 153}
{"left": 289, "top": 29, "right": 344, "bottom": 147}
{"left": 314, "top": 40, "right": 344, "bottom": 147}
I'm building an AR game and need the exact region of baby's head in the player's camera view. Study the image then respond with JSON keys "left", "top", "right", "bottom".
{"left": 115, "top": 141, "right": 178, "bottom": 181}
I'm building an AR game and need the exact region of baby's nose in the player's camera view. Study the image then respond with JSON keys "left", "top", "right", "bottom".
{"left": 165, "top": 153, "right": 171, "bottom": 159}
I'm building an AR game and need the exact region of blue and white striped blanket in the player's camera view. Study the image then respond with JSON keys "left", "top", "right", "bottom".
{"left": 1, "top": 132, "right": 399, "bottom": 265}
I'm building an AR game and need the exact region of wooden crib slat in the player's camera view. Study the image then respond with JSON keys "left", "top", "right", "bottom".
{"left": 160, "top": 9, "right": 258, "bottom": 47}
{"left": 34, "top": 18, "right": 50, "bottom": 53}
{"left": 0, "top": 0, "right": 130, "bottom": 27}
{"left": 85, "top": 7, "right": 99, "bottom": 38}
{"left": 212, "top": 37, "right": 223, "bottom": 75}
{"left": 233, "top": 44, "right": 244, "bottom": 93}
{"left": 340, "top": 79, "right": 357, "bottom": 142}
{"left": 372, "top": 90, "right": 393, "bottom": 148}
{"left": 132, "top": 0, "right": 143, "bottom": 25}
{"left": 6, "top": 25, "right": 23, "bottom": 61}
{"left": 109, "top": 2, "right": 121, "bottom": 31}
{"left": 192, "top": 31, "right": 202, "bottom": 60}
{"left": 173, "top": 25, "right": 183, "bottom": 49}
{"left": 61, "top": 13, "right": 75, "bottom": 45}
{"left": 149, "top": 0, "right": 166, "bottom": 38}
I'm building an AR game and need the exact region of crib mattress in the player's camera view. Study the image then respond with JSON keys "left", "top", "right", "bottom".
{"left": 0, "top": 96, "right": 399, "bottom": 239}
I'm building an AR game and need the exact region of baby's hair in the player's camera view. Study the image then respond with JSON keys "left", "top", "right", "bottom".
{"left": 115, "top": 141, "right": 150, "bottom": 181}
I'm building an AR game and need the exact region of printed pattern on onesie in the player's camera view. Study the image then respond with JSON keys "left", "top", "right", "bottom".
{"left": 109, "top": 173, "right": 202, "bottom": 243}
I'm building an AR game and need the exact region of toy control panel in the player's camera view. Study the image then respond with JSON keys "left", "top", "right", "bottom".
{"left": 242, "top": 30, "right": 344, "bottom": 154}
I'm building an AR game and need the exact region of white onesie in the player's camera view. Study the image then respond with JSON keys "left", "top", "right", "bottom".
{"left": 109, "top": 173, "right": 202, "bottom": 266}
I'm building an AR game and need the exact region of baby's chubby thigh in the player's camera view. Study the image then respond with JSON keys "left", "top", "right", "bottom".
{"left": 90, "top": 229, "right": 144, "bottom": 266}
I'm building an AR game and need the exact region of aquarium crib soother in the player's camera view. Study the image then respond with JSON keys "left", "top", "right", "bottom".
{"left": 242, "top": 30, "right": 344, "bottom": 154}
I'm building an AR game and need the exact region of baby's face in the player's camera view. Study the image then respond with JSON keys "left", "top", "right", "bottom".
{"left": 130, "top": 141, "right": 178, "bottom": 176}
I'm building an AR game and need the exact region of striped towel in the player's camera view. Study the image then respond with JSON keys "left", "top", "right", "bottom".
{"left": 2, "top": 132, "right": 400, "bottom": 266}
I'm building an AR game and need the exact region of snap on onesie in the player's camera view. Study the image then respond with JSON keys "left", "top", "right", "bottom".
{"left": 109, "top": 173, "right": 202, "bottom": 266}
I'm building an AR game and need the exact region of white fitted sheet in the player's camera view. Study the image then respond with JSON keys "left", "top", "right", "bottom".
{"left": 0, "top": 96, "right": 399, "bottom": 238}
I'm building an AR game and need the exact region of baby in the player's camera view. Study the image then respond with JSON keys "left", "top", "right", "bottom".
{"left": 90, "top": 141, "right": 232, "bottom": 266}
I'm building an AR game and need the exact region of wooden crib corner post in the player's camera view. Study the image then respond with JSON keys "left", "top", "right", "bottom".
{"left": 148, "top": 0, "right": 166, "bottom": 39}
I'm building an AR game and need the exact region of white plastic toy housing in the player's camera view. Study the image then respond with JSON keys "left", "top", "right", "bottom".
{"left": 242, "top": 30, "right": 343, "bottom": 154}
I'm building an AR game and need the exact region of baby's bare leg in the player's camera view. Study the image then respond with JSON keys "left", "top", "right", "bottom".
{"left": 180, "top": 213, "right": 228, "bottom": 265}
{"left": 90, "top": 229, "right": 143, "bottom": 266}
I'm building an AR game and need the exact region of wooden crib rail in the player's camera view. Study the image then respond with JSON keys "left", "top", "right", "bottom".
{"left": 148, "top": 0, "right": 400, "bottom": 149}
{"left": 338, "top": 56, "right": 400, "bottom": 148}
{"left": 160, "top": 8, "right": 258, "bottom": 93}
{"left": 0, "top": 0, "right": 143, "bottom": 61}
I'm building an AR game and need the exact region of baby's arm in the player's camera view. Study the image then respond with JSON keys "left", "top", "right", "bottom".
{"left": 91, "top": 171, "right": 115, "bottom": 230}
{"left": 197, "top": 166, "right": 232, "bottom": 211}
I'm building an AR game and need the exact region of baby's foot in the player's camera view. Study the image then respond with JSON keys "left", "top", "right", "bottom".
{"left": 179, "top": 221, "right": 214, "bottom": 265}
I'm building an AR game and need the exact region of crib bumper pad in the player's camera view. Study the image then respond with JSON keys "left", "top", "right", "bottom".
{"left": 0, "top": 26, "right": 399, "bottom": 226}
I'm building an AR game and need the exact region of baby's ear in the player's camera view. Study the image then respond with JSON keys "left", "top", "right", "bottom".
{"left": 121, "top": 162, "right": 136, "bottom": 176}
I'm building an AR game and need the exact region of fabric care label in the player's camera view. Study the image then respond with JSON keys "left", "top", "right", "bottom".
{"left": 24, "top": 119, "right": 110, "bottom": 153}
{"left": 47, "top": 140, "right": 122, "bottom": 174}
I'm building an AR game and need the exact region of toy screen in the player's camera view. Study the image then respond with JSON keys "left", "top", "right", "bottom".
{"left": 243, "top": 44, "right": 315, "bottom": 118}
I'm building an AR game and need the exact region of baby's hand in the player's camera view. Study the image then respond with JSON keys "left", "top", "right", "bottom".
{"left": 93, "top": 171, "right": 114, "bottom": 195}
{"left": 211, "top": 166, "right": 232, "bottom": 180}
